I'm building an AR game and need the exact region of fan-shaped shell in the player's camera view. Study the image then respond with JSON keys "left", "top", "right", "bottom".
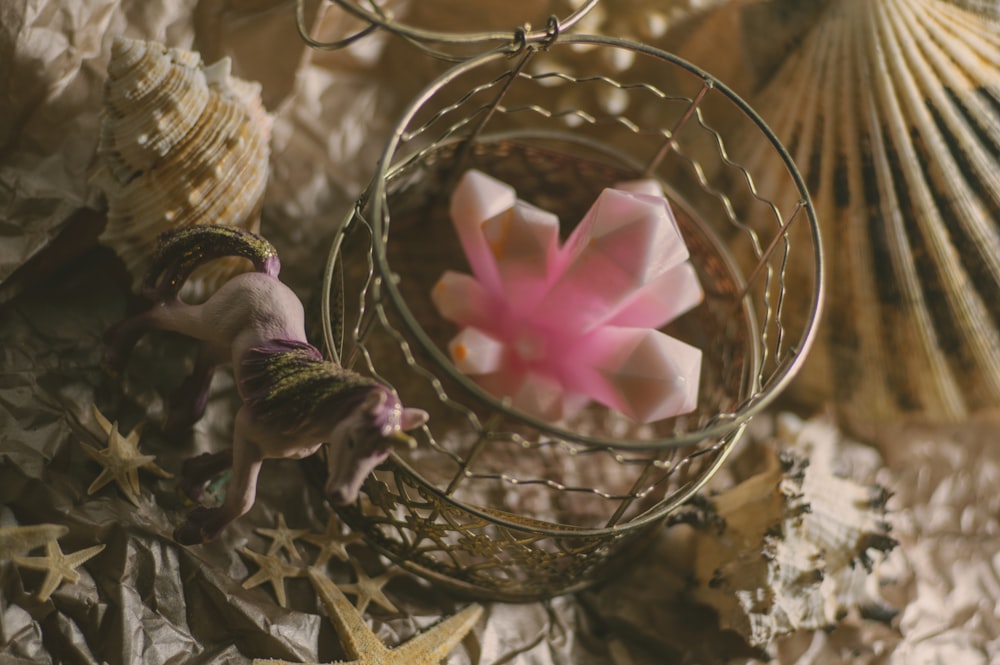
{"left": 692, "top": 0, "right": 1000, "bottom": 425}
{"left": 93, "top": 36, "right": 272, "bottom": 296}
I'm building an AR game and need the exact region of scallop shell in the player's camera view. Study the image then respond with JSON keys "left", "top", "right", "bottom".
{"left": 708, "top": 0, "right": 1000, "bottom": 424}
{"left": 691, "top": 414, "right": 895, "bottom": 648}
{"left": 93, "top": 36, "right": 272, "bottom": 296}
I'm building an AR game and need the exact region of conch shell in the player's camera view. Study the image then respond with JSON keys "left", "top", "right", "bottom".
{"left": 691, "top": 414, "right": 896, "bottom": 647}
{"left": 673, "top": 0, "right": 1000, "bottom": 425}
{"left": 93, "top": 36, "right": 272, "bottom": 296}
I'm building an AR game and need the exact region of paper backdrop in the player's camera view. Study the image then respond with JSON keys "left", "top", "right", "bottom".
{"left": 1, "top": 1, "right": 997, "bottom": 664}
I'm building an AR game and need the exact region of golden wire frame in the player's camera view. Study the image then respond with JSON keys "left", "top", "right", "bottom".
{"left": 310, "top": 17, "right": 824, "bottom": 601}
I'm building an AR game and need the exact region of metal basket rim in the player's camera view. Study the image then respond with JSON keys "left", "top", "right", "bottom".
{"left": 357, "top": 420, "right": 742, "bottom": 539}
{"left": 326, "top": 33, "right": 825, "bottom": 451}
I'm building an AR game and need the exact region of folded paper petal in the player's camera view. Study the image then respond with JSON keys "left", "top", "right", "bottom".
{"left": 449, "top": 170, "right": 517, "bottom": 295}
{"left": 536, "top": 187, "right": 690, "bottom": 331}
{"left": 561, "top": 187, "right": 688, "bottom": 281}
{"left": 510, "top": 371, "right": 567, "bottom": 422}
{"left": 432, "top": 270, "right": 497, "bottom": 329}
{"left": 436, "top": 171, "right": 705, "bottom": 424}
{"left": 449, "top": 327, "right": 506, "bottom": 376}
{"left": 575, "top": 327, "right": 702, "bottom": 423}
{"left": 605, "top": 262, "right": 704, "bottom": 329}
{"left": 483, "top": 200, "right": 560, "bottom": 311}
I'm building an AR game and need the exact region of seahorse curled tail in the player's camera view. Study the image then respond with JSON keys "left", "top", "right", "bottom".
{"left": 142, "top": 225, "right": 280, "bottom": 301}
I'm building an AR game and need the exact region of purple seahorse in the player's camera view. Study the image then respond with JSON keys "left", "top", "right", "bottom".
{"left": 105, "top": 226, "right": 427, "bottom": 544}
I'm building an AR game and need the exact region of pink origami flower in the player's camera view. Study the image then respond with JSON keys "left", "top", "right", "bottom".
{"left": 431, "top": 170, "right": 704, "bottom": 424}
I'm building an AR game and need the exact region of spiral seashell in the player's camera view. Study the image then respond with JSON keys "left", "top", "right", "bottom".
{"left": 719, "top": 0, "right": 1000, "bottom": 424}
{"left": 93, "top": 36, "right": 272, "bottom": 296}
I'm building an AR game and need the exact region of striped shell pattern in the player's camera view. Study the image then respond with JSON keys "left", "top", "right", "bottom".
{"left": 93, "top": 36, "right": 272, "bottom": 296}
{"left": 729, "top": 0, "right": 1000, "bottom": 424}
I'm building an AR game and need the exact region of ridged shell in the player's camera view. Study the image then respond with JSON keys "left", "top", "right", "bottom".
{"left": 720, "top": 0, "right": 1000, "bottom": 424}
{"left": 692, "top": 414, "right": 895, "bottom": 647}
{"left": 94, "top": 36, "right": 272, "bottom": 296}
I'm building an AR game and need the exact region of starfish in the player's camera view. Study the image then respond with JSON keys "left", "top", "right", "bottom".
{"left": 256, "top": 514, "right": 310, "bottom": 561}
{"left": 12, "top": 540, "right": 106, "bottom": 601}
{"left": 240, "top": 546, "right": 306, "bottom": 608}
{"left": 252, "top": 567, "right": 482, "bottom": 665}
{"left": 92, "top": 405, "right": 173, "bottom": 479}
{"left": 301, "top": 513, "right": 363, "bottom": 567}
{"left": 339, "top": 559, "right": 400, "bottom": 614}
{"left": 0, "top": 524, "right": 69, "bottom": 559}
{"left": 82, "top": 405, "right": 172, "bottom": 506}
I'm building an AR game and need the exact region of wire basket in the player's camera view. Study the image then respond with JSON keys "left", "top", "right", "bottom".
{"left": 314, "top": 17, "right": 823, "bottom": 602}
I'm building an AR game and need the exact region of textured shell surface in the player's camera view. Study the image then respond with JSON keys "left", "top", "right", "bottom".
{"left": 94, "top": 36, "right": 272, "bottom": 295}
{"left": 691, "top": 0, "right": 1000, "bottom": 425}
{"left": 691, "top": 414, "right": 895, "bottom": 648}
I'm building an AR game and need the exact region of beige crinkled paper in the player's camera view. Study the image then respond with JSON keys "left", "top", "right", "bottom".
{"left": 2, "top": 1, "right": 999, "bottom": 664}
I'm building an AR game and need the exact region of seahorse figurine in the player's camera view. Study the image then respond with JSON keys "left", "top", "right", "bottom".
{"left": 104, "top": 225, "right": 428, "bottom": 544}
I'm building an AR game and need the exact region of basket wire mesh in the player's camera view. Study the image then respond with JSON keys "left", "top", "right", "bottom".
{"left": 306, "top": 4, "right": 824, "bottom": 601}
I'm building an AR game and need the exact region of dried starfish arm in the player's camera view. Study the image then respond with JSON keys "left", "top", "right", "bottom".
{"left": 255, "top": 514, "right": 310, "bottom": 561}
{"left": 257, "top": 567, "right": 484, "bottom": 665}
{"left": 338, "top": 559, "right": 401, "bottom": 614}
{"left": 239, "top": 546, "right": 306, "bottom": 609}
{"left": 12, "top": 541, "right": 106, "bottom": 602}
{"left": 0, "top": 524, "right": 69, "bottom": 559}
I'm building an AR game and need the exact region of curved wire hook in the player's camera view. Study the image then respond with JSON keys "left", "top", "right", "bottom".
{"left": 297, "top": 0, "right": 597, "bottom": 60}
{"left": 510, "top": 25, "right": 529, "bottom": 56}
{"left": 541, "top": 14, "right": 561, "bottom": 50}
{"left": 296, "top": 0, "right": 385, "bottom": 51}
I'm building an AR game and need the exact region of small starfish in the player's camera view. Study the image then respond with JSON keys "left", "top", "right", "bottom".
{"left": 301, "top": 513, "right": 363, "bottom": 567}
{"left": 0, "top": 524, "right": 69, "bottom": 559}
{"left": 252, "top": 567, "right": 483, "bottom": 665}
{"left": 12, "top": 540, "right": 106, "bottom": 601}
{"left": 240, "top": 546, "right": 306, "bottom": 608}
{"left": 339, "top": 559, "right": 400, "bottom": 614}
{"left": 82, "top": 405, "right": 172, "bottom": 507}
{"left": 255, "top": 514, "right": 310, "bottom": 561}
{"left": 92, "top": 405, "right": 173, "bottom": 479}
